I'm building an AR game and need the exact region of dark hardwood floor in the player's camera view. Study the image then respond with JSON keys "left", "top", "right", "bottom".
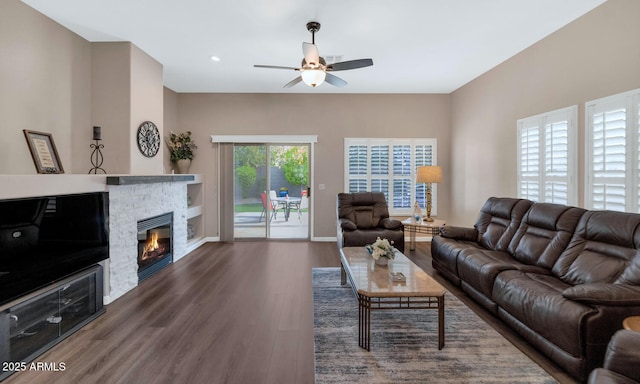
{"left": 4, "top": 241, "right": 577, "bottom": 384}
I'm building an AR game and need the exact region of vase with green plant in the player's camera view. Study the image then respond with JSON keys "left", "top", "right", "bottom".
{"left": 167, "top": 131, "right": 197, "bottom": 174}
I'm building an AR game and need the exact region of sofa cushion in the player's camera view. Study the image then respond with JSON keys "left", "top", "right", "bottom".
{"left": 431, "top": 236, "right": 486, "bottom": 284}
{"left": 339, "top": 218, "right": 357, "bottom": 231}
{"left": 354, "top": 207, "right": 375, "bottom": 229}
{"left": 457, "top": 248, "right": 549, "bottom": 299}
{"left": 601, "top": 330, "right": 640, "bottom": 383}
{"left": 616, "top": 253, "right": 640, "bottom": 285}
{"left": 563, "top": 283, "right": 640, "bottom": 306}
{"left": 380, "top": 217, "right": 403, "bottom": 230}
{"left": 588, "top": 368, "right": 640, "bottom": 384}
{"left": 475, "top": 197, "right": 533, "bottom": 252}
{"left": 508, "top": 203, "right": 586, "bottom": 269}
{"left": 440, "top": 225, "right": 478, "bottom": 241}
{"left": 552, "top": 211, "right": 640, "bottom": 285}
{"left": 342, "top": 228, "right": 404, "bottom": 251}
{"left": 493, "top": 270, "right": 597, "bottom": 357}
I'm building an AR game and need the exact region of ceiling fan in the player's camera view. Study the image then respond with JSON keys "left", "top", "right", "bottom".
{"left": 254, "top": 21, "right": 373, "bottom": 88}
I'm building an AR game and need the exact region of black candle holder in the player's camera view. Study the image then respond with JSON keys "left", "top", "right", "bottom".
{"left": 88, "top": 140, "right": 106, "bottom": 174}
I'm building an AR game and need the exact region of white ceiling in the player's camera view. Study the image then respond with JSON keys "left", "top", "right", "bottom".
{"left": 22, "top": 0, "right": 606, "bottom": 94}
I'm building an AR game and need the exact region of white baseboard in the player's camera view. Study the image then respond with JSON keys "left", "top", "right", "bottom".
{"left": 312, "top": 237, "right": 337, "bottom": 242}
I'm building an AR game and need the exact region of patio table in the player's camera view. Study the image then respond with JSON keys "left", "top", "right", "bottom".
{"left": 273, "top": 196, "right": 301, "bottom": 221}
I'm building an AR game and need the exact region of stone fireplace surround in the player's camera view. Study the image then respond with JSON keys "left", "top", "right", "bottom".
{"left": 0, "top": 175, "right": 194, "bottom": 305}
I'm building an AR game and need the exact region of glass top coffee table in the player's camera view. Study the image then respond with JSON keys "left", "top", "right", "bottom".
{"left": 339, "top": 246, "right": 447, "bottom": 351}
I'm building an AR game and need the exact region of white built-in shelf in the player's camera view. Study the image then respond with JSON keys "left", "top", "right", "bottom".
{"left": 187, "top": 205, "right": 202, "bottom": 219}
{"left": 186, "top": 175, "right": 205, "bottom": 252}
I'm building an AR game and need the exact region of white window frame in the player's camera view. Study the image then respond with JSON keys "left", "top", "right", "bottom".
{"left": 344, "top": 138, "right": 438, "bottom": 216}
{"left": 517, "top": 105, "right": 578, "bottom": 206}
{"left": 585, "top": 89, "right": 640, "bottom": 212}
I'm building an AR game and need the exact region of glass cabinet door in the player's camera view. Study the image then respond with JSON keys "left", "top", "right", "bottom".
{"left": 59, "top": 273, "right": 98, "bottom": 335}
{"left": 9, "top": 291, "right": 59, "bottom": 362}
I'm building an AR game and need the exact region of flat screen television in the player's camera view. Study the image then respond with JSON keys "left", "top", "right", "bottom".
{"left": 0, "top": 192, "right": 109, "bottom": 305}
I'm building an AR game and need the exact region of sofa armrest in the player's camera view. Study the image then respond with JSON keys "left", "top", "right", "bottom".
{"left": 439, "top": 226, "right": 478, "bottom": 241}
{"left": 602, "top": 330, "right": 640, "bottom": 382}
{"left": 563, "top": 284, "right": 640, "bottom": 306}
{"left": 379, "top": 218, "right": 403, "bottom": 230}
{"left": 339, "top": 218, "right": 357, "bottom": 231}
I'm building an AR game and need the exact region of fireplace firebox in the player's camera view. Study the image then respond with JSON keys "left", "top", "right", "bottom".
{"left": 137, "top": 213, "right": 173, "bottom": 282}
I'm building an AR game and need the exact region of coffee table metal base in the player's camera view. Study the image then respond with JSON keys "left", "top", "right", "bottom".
{"left": 358, "top": 293, "right": 444, "bottom": 351}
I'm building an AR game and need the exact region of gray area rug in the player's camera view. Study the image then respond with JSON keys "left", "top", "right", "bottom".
{"left": 313, "top": 267, "right": 557, "bottom": 384}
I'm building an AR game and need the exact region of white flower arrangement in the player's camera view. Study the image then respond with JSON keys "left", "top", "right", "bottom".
{"left": 366, "top": 237, "right": 396, "bottom": 261}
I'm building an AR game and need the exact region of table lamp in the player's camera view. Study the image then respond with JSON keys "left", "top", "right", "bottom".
{"left": 416, "top": 165, "right": 442, "bottom": 222}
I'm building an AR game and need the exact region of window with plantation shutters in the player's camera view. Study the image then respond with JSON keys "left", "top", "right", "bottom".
{"left": 348, "top": 145, "right": 368, "bottom": 193}
{"left": 414, "top": 144, "right": 433, "bottom": 208}
{"left": 517, "top": 106, "right": 577, "bottom": 205}
{"left": 585, "top": 89, "right": 640, "bottom": 212}
{"left": 518, "top": 121, "right": 541, "bottom": 201}
{"left": 345, "top": 138, "right": 437, "bottom": 215}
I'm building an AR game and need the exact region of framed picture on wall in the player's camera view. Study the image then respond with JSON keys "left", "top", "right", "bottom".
{"left": 23, "top": 130, "right": 65, "bottom": 174}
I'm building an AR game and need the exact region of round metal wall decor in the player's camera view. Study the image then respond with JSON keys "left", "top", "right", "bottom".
{"left": 136, "top": 121, "right": 160, "bottom": 157}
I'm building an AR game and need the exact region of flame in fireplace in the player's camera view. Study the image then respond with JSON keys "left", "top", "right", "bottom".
{"left": 141, "top": 232, "right": 159, "bottom": 260}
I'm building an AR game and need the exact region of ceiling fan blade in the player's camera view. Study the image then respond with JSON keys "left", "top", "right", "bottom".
{"left": 283, "top": 76, "right": 303, "bottom": 88}
{"left": 325, "top": 73, "right": 347, "bottom": 88}
{"left": 326, "top": 58, "right": 373, "bottom": 71}
{"left": 254, "top": 64, "right": 300, "bottom": 71}
{"left": 302, "top": 42, "right": 320, "bottom": 66}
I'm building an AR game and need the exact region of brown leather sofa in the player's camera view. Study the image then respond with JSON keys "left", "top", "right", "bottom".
{"left": 336, "top": 192, "right": 405, "bottom": 253}
{"left": 431, "top": 197, "right": 640, "bottom": 382}
{"left": 588, "top": 329, "right": 640, "bottom": 384}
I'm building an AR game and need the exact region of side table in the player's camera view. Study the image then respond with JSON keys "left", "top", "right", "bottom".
{"left": 623, "top": 316, "right": 640, "bottom": 331}
{"left": 401, "top": 218, "right": 446, "bottom": 251}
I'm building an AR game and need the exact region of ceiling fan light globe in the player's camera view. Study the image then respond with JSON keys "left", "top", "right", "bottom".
{"left": 301, "top": 69, "right": 326, "bottom": 87}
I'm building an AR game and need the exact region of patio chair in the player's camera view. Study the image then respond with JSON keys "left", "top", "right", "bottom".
{"left": 259, "top": 192, "right": 280, "bottom": 222}
{"left": 297, "top": 195, "right": 308, "bottom": 222}
{"left": 269, "top": 190, "right": 288, "bottom": 212}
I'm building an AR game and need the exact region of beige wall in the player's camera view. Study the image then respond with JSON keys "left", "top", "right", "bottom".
{"left": 449, "top": 0, "right": 640, "bottom": 226}
{"left": 92, "top": 42, "right": 164, "bottom": 174}
{"left": 163, "top": 87, "right": 179, "bottom": 172}
{"left": 0, "top": 0, "right": 91, "bottom": 174}
{"left": 130, "top": 45, "right": 164, "bottom": 174}
{"left": 91, "top": 42, "right": 131, "bottom": 174}
{"left": 1, "top": 1, "right": 165, "bottom": 175}
{"left": 174, "top": 93, "right": 451, "bottom": 239}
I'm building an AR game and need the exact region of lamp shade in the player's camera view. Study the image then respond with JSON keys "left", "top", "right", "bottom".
{"left": 301, "top": 69, "right": 326, "bottom": 87}
{"left": 416, "top": 166, "right": 442, "bottom": 184}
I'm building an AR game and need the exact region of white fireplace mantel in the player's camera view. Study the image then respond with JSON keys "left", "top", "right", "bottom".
{"left": 0, "top": 174, "right": 194, "bottom": 200}
{"left": 0, "top": 175, "right": 108, "bottom": 200}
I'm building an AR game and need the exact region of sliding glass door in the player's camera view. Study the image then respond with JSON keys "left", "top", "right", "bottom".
{"left": 233, "top": 144, "right": 309, "bottom": 239}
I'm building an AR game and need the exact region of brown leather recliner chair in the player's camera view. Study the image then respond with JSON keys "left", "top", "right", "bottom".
{"left": 336, "top": 192, "right": 404, "bottom": 253}
{"left": 588, "top": 329, "right": 640, "bottom": 384}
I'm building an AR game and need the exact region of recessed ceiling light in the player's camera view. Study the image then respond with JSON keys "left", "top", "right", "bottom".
{"left": 210, "top": 56, "right": 221, "bottom": 62}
